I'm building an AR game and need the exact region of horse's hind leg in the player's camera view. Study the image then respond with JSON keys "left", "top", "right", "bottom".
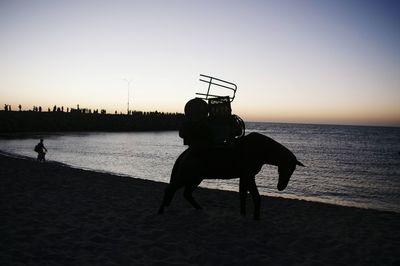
{"left": 183, "top": 179, "right": 202, "bottom": 210}
{"left": 158, "top": 185, "right": 178, "bottom": 214}
{"left": 248, "top": 178, "right": 261, "bottom": 220}
{"left": 239, "top": 178, "right": 249, "bottom": 216}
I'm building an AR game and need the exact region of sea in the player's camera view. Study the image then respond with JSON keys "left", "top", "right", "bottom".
{"left": 1, "top": 122, "right": 399, "bottom": 213}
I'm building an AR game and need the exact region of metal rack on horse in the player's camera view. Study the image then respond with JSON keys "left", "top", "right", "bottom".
{"left": 196, "top": 74, "right": 237, "bottom": 118}
{"left": 195, "top": 74, "right": 245, "bottom": 140}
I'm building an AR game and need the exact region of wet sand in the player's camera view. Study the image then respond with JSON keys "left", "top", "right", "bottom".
{"left": 1, "top": 154, "right": 399, "bottom": 265}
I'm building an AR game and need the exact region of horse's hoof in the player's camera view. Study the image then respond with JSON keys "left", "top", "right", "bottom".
{"left": 253, "top": 212, "right": 260, "bottom": 220}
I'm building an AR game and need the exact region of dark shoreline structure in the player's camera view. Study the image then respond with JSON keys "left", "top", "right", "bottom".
{"left": 0, "top": 110, "right": 184, "bottom": 132}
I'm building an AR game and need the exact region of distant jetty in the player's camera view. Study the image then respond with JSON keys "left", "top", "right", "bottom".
{"left": 0, "top": 110, "right": 184, "bottom": 133}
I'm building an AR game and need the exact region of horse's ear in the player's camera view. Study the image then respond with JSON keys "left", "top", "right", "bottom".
{"left": 296, "top": 160, "right": 305, "bottom": 167}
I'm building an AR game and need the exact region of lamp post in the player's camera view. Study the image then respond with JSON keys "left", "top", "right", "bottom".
{"left": 123, "top": 78, "right": 132, "bottom": 114}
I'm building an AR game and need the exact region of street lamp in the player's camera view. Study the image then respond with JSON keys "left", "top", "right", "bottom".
{"left": 123, "top": 78, "right": 132, "bottom": 114}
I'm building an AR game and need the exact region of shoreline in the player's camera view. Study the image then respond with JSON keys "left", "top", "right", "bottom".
{"left": 1, "top": 149, "right": 399, "bottom": 215}
{"left": 1, "top": 154, "right": 399, "bottom": 265}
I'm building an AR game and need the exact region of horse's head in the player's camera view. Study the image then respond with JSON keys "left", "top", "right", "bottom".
{"left": 277, "top": 160, "right": 304, "bottom": 191}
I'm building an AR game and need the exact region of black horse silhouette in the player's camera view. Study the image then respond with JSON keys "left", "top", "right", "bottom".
{"left": 158, "top": 132, "right": 304, "bottom": 219}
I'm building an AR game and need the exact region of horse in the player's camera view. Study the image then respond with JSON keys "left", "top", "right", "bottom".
{"left": 158, "top": 132, "right": 304, "bottom": 220}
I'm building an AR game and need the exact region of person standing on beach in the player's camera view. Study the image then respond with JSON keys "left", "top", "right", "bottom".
{"left": 35, "top": 139, "right": 48, "bottom": 162}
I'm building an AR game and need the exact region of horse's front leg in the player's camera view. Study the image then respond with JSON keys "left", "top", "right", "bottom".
{"left": 248, "top": 178, "right": 261, "bottom": 220}
{"left": 183, "top": 178, "right": 203, "bottom": 210}
{"left": 239, "top": 178, "right": 248, "bottom": 216}
{"left": 158, "top": 184, "right": 178, "bottom": 214}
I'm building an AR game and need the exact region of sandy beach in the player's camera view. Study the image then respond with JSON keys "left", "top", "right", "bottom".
{"left": 1, "top": 154, "right": 399, "bottom": 265}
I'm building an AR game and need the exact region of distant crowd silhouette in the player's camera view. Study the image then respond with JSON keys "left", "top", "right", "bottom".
{"left": 2, "top": 103, "right": 183, "bottom": 118}
{"left": 0, "top": 103, "right": 184, "bottom": 133}
{"left": 3, "top": 103, "right": 180, "bottom": 117}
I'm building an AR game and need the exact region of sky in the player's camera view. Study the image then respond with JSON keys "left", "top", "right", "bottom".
{"left": 0, "top": 0, "right": 399, "bottom": 126}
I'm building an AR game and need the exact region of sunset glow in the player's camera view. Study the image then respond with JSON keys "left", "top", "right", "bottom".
{"left": 1, "top": 0, "right": 399, "bottom": 126}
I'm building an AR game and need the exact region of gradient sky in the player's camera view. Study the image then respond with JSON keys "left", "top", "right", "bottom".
{"left": 1, "top": 0, "right": 399, "bottom": 126}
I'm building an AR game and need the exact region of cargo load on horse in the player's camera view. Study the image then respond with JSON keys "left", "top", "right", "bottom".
{"left": 179, "top": 74, "right": 245, "bottom": 150}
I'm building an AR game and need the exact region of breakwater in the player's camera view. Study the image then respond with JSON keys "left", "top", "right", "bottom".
{"left": 0, "top": 111, "right": 183, "bottom": 132}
